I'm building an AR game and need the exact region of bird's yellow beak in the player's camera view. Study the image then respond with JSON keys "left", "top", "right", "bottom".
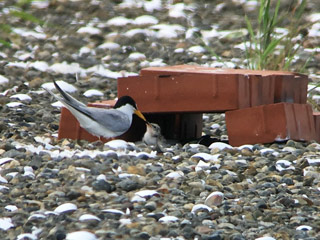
{"left": 134, "top": 109, "right": 147, "bottom": 122}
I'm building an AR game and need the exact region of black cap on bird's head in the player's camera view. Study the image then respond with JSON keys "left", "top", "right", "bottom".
{"left": 114, "top": 95, "right": 137, "bottom": 109}
{"left": 114, "top": 95, "right": 147, "bottom": 122}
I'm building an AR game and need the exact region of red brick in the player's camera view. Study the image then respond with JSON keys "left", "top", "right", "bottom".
{"left": 313, "top": 112, "right": 320, "bottom": 143}
{"left": 225, "top": 103, "right": 316, "bottom": 146}
{"left": 118, "top": 73, "right": 275, "bottom": 112}
{"left": 140, "top": 65, "right": 308, "bottom": 104}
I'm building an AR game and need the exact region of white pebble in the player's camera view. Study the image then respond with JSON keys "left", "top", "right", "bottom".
{"left": 131, "top": 195, "right": 146, "bottom": 202}
{"left": 128, "top": 52, "right": 146, "bottom": 61}
{"left": 159, "top": 215, "right": 179, "bottom": 223}
{"left": 96, "top": 174, "right": 106, "bottom": 181}
{"left": 79, "top": 214, "right": 101, "bottom": 222}
{"left": 135, "top": 151, "right": 157, "bottom": 159}
{"left": 210, "top": 123, "right": 220, "bottom": 129}
{"left": 6, "top": 102, "right": 24, "bottom": 108}
{"left": 105, "top": 140, "right": 130, "bottom": 150}
{"left": 98, "top": 42, "right": 120, "bottom": 50}
{"left": 23, "top": 166, "right": 35, "bottom": 179}
{"left": 102, "top": 209, "right": 125, "bottom": 215}
{"left": 34, "top": 136, "right": 51, "bottom": 145}
{"left": 0, "top": 157, "right": 14, "bottom": 165}
{"left": 296, "top": 225, "right": 312, "bottom": 231}
{"left": 13, "top": 28, "right": 46, "bottom": 39}
{"left": 237, "top": 144, "right": 254, "bottom": 151}
{"left": 107, "top": 16, "right": 133, "bottom": 26}
{"left": 275, "top": 160, "right": 295, "bottom": 172}
{"left": 188, "top": 45, "right": 206, "bottom": 53}
{"left": 260, "top": 148, "right": 279, "bottom": 156}
{"left": 255, "top": 237, "right": 276, "bottom": 240}
{"left": 135, "top": 190, "right": 158, "bottom": 198}
{"left": 282, "top": 146, "right": 296, "bottom": 153}
{"left": 191, "top": 153, "right": 220, "bottom": 162}
{"left": 195, "top": 160, "right": 211, "bottom": 172}
{"left": 144, "top": 0, "right": 162, "bottom": 12}
{"left": 49, "top": 62, "right": 84, "bottom": 75}
{"left": 79, "top": 46, "right": 92, "bottom": 56}
{"left": 165, "top": 171, "right": 184, "bottom": 179}
{"left": 174, "top": 48, "right": 184, "bottom": 53}
{"left": 191, "top": 204, "right": 212, "bottom": 213}
{"left": 0, "top": 185, "right": 9, "bottom": 191}
{"left": 307, "top": 13, "right": 320, "bottom": 22}
{"left": 306, "top": 158, "right": 320, "bottom": 166}
{"left": 51, "top": 101, "right": 64, "bottom": 108}
{"left": 30, "top": 61, "right": 49, "bottom": 72}
{"left": 54, "top": 203, "right": 77, "bottom": 214}
{"left": 17, "top": 233, "right": 37, "bottom": 240}
{"left": 83, "top": 89, "right": 103, "bottom": 97}
{"left": 5, "top": 205, "right": 18, "bottom": 212}
{"left": 209, "top": 142, "right": 233, "bottom": 150}
{"left": 42, "top": 80, "right": 78, "bottom": 93}
{"left": 66, "top": 231, "right": 97, "bottom": 240}
{"left": 169, "top": 3, "right": 186, "bottom": 18}
{"left": 0, "top": 75, "right": 9, "bottom": 85}
{"left": 77, "top": 26, "right": 101, "bottom": 35}
{"left": 134, "top": 15, "right": 158, "bottom": 25}
{"left": 205, "top": 191, "right": 224, "bottom": 207}
{"left": 0, "top": 217, "right": 14, "bottom": 230}
{"left": 119, "top": 218, "right": 132, "bottom": 226}
{"left": 0, "top": 175, "right": 8, "bottom": 184}
{"left": 28, "top": 213, "right": 46, "bottom": 221}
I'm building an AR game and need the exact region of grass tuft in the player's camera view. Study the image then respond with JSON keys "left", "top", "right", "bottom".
{"left": 244, "top": 0, "right": 308, "bottom": 72}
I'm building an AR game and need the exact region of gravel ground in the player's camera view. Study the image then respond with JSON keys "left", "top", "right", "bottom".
{"left": 0, "top": 0, "right": 320, "bottom": 239}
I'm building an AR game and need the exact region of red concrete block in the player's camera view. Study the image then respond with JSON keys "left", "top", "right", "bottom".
{"left": 118, "top": 73, "right": 275, "bottom": 112}
{"left": 313, "top": 112, "right": 320, "bottom": 143}
{"left": 140, "top": 65, "right": 308, "bottom": 104}
{"left": 273, "top": 74, "right": 308, "bottom": 103}
{"left": 140, "top": 64, "right": 302, "bottom": 77}
{"left": 225, "top": 103, "right": 316, "bottom": 146}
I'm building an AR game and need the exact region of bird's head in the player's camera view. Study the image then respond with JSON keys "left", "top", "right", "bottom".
{"left": 115, "top": 96, "right": 147, "bottom": 122}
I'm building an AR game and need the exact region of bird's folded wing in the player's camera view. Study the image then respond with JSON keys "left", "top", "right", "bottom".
{"left": 79, "top": 107, "right": 131, "bottom": 133}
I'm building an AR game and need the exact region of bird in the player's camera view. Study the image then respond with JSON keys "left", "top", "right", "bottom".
{"left": 44, "top": 79, "right": 147, "bottom": 139}
{"left": 143, "top": 122, "right": 165, "bottom": 152}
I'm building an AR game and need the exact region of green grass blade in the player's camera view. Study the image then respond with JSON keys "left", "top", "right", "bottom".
{"left": 295, "top": 0, "right": 307, "bottom": 20}
{"left": 261, "top": 37, "right": 282, "bottom": 62}
{"left": 0, "top": 24, "right": 12, "bottom": 33}
{"left": 245, "top": 15, "right": 255, "bottom": 40}
{"left": 0, "top": 39, "right": 11, "bottom": 48}
{"left": 10, "top": 10, "right": 43, "bottom": 25}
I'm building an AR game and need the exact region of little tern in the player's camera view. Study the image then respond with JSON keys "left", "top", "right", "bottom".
{"left": 45, "top": 80, "right": 147, "bottom": 139}
{"left": 143, "top": 122, "right": 165, "bottom": 152}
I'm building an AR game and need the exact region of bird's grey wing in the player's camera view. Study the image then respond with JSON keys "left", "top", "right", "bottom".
{"left": 84, "top": 108, "right": 131, "bottom": 133}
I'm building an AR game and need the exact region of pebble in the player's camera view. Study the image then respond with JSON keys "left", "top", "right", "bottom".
{"left": 205, "top": 191, "right": 224, "bottom": 207}
{"left": 66, "top": 231, "right": 97, "bottom": 240}
{"left": 54, "top": 203, "right": 77, "bottom": 214}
